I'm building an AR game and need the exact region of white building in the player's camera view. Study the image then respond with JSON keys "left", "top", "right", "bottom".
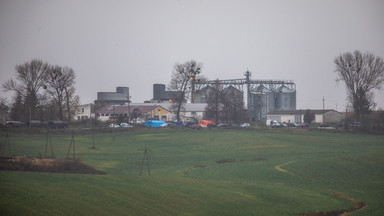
{"left": 266, "top": 109, "right": 342, "bottom": 124}
{"left": 74, "top": 104, "right": 95, "bottom": 121}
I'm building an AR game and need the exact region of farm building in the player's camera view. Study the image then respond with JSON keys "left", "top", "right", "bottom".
{"left": 95, "top": 103, "right": 167, "bottom": 122}
{"left": 266, "top": 109, "right": 342, "bottom": 124}
{"left": 95, "top": 103, "right": 207, "bottom": 122}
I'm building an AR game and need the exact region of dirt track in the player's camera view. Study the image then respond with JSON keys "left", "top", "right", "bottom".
{"left": 0, "top": 155, "right": 105, "bottom": 174}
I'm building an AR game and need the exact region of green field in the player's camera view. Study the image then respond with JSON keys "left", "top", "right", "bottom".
{"left": 0, "top": 128, "right": 383, "bottom": 215}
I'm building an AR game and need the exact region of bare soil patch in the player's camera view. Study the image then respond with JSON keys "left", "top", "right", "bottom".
{"left": 0, "top": 156, "right": 105, "bottom": 175}
{"left": 178, "top": 158, "right": 267, "bottom": 177}
{"left": 298, "top": 191, "right": 367, "bottom": 216}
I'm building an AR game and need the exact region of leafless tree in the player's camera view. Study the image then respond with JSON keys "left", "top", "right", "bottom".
{"left": 0, "top": 97, "right": 9, "bottom": 123}
{"left": 222, "top": 87, "right": 246, "bottom": 124}
{"left": 46, "top": 66, "right": 76, "bottom": 120}
{"left": 168, "top": 60, "right": 202, "bottom": 121}
{"left": 2, "top": 59, "right": 50, "bottom": 119}
{"left": 334, "top": 50, "right": 384, "bottom": 119}
{"left": 64, "top": 87, "right": 80, "bottom": 121}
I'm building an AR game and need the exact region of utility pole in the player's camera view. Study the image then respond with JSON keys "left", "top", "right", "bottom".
{"left": 139, "top": 148, "right": 150, "bottom": 176}
{"left": 191, "top": 75, "right": 195, "bottom": 103}
{"left": 322, "top": 97, "right": 325, "bottom": 110}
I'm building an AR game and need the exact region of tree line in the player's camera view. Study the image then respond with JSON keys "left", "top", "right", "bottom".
{"left": 2, "top": 59, "right": 79, "bottom": 122}
{"left": 2, "top": 50, "right": 383, "bottom": 126}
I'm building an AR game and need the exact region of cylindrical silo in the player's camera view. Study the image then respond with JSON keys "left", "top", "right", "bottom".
{"left": 252, "top": 85, "right": 275, "bottom": 120}
{"left": 276, "top": 85, "right": 296, "bottom": 110}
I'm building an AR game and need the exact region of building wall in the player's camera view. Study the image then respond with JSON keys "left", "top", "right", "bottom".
{"left": 323, "top": 111, "right": 341, "bottom": 123}
{"left": 315, "top": 114, "right": 323, "bottom": 123}
{"left": 150, "top": 106, "right": 172, "bottom": 121}
{"left": 281, "top": 115, "right": 295, "bottom": 123}
{"left": 74, "top": 104, "right": 94, "bottom": 121}
{"left": 96, "top": 87, "right": 129, "bottom": 104}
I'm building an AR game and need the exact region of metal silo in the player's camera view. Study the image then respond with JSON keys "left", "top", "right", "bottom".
{"left": 276, "top": 85, "right": 296, "bottom": 110}
{"left": 116, "top": 87, "right": 129, "bottom": 98}
{"left": 251, "top": 85, "right": 275, "bottom": 120}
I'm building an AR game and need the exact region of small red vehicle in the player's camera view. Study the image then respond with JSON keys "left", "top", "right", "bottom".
{"left": 190, "top": 124, "right": 202, "bottom": 130}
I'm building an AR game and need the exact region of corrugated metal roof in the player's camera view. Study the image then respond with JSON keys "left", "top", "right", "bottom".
{"left": 96, "top": 104, "right": 157, "bottom": 114}
{"left": 267, "top": 109, "right": 340, "bottom": 115}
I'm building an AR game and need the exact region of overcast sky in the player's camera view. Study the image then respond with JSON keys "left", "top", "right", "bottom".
{"left": 1, "top": 0, "right": 383, "bottom": 111}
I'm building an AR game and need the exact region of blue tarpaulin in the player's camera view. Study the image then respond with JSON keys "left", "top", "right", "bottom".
{"left": 144, "top": 120, "right": 166, "bottom": 127}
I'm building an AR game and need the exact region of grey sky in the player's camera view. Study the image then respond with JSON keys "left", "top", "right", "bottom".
{"left": 1, "top": 0, "right": 384, "bottom": 111}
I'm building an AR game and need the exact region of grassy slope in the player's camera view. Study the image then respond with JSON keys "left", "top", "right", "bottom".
{"left": 0, "top": 128, "right": 383, "bottom": 215}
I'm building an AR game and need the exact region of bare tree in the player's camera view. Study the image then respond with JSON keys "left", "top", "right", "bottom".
{"left": 64, "top": 87, "right": 80, "bottom": 121}
{"left": 45, "top": 66, "right": 76, "bottom": 120}
{"left": 222, "top": 87, "right": 246, "bottom": 124}
{"left": 0, "top": 97, "right": 10, "bottom": 124}
{"left": 3, "top": 59, "right": 49, "bottom": 120}
{"left": 168, "top": 60, "right": 202, "bottom": 121}
{"left": 334, "top": 51, "right": 384, "bottom": 119}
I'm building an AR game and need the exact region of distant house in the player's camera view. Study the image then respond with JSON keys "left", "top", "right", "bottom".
{"left": 74, "top": 104, "right": 95, "bottom": 121}
{"left": 96, "top": 103, "right": 156, "bottom": 122}
{"left": 266, "top": 109, "right": 342, "bottom": 124}
{"left": 153, "top": 103, "right": 207, "bottom": 122}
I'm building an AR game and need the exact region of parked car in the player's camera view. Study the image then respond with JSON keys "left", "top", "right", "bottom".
{"left": 217, "top": 123, "right": 228, "bottom": 127}
{"left": 184, "top": 121, "right": 198, "bottom": 127}
{"left": 350, "top": 122, "right": 362, "bottom": 127}
{"left": 190, "top": 124, "right": 202, "bottom": 130}
{"left": 131, "top": 118, "right": 145, "bottom": 124}
{"left": 120, "top": 123, "right": 133, "bottom": 128}
{"left": 240, "top": 123, "right": 250, "bottom": 127}
{"left": 109, "top": 123, "right": 120, "bottom": 128}
{"left": 27, "top": 120, "right": 42, "bottom": 128}
{"left": 144, "top": 120, "right": 166, "bottom": 127}
{"left": 318, "top": 123, "right": 330, "bottom": 128}
{"left": 296, "top": 123, "right": 307, "bottom": 128}
{"left": 43, "top": 121, "right": 68, "bottom": 129}
{"left": 6, "top": 121, "right": 26, "bottom": 127}
{"left": 207, "top": 123, "right": 216, "bottom": 128}
{"left": 160, "top": 123, "right": 169, "bottom": 127}
{"left": 286, "top": 123, "right": 297, "bottom": 128}
{"left": 318, "top": 123, "right": 334, "bottom": 129}
{"left": 269, "top": 120, "right": 281, "bottom": 128}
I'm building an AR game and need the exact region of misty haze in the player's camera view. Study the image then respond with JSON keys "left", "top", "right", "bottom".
{"left": 0, "top": 1, "right": 383, "bottom": 216}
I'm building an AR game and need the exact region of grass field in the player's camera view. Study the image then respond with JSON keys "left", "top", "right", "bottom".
{"left": 0, "top": 128, "right": 383, "bottom": 215}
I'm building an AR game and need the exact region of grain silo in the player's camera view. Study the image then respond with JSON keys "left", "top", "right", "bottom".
{"left": 251, "top": 85, "right": 276, "bottom": 120}
{"left": 276, "top": 85, "right": 296, "bottom": 110}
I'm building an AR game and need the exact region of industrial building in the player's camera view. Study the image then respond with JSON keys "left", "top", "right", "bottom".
{"left": 94, "top": 87, "right": 130, "bottom": 105}
{"left": 91, "top": 71, "right": 296, "bottom": 122}
{"left": 192, "top": 71, "right": 296, "bottom": 120}
{"left": 95, "top": 103, "right": 207, "bottom": 122}
{"left": 152, "top": 84, "right": 185, "bottom": 103}
{"left": 250, "top": 84, "right": 296, "bottom": 120}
